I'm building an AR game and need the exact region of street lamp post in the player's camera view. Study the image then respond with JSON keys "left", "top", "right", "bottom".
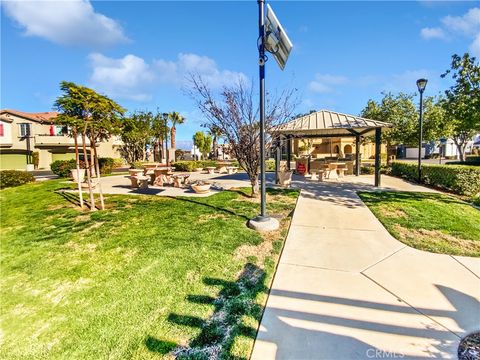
{"left": 416, "top": 78, "right": 427, "bottom": 183}
{"left": 162, "top": 113, "right": 169, "bottom": 165}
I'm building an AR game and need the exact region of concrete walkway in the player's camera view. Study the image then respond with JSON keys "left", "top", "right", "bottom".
{"left": 252, "top": 176, "right": 480, "bottom": 359}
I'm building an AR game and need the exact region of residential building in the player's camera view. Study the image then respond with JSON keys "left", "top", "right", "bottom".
{"left": 0, "top": 109, "right": 123, "bottom": 170}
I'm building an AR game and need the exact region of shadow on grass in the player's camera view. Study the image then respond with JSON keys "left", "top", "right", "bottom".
{"left": 55, "top": 189, "right": 95, "bottom": 209}
{"left": 145, "top": 263, "right": 267, "bottom": 359}
{"left": 168, "top": 195, "right": 252, "bottom": 221}
{"left": 357, "top": 190, "right": 461, "bottom": 205}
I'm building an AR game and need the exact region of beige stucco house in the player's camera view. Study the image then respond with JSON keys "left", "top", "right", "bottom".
{"left": 0, "top": 109, "right": 123, "bottom": 170}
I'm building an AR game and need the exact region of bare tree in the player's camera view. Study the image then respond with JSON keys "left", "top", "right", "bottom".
{"left": 188, "top": 75, "right": 297, "bottom": 196}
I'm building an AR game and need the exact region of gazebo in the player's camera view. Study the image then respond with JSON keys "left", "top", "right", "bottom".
{"left": 272, "top": 109, "right": 392, "bottom": 186}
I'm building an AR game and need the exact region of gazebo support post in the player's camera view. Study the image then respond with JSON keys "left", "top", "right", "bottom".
{"left": 287, "top": 136, "right": 292, "bottom": 170}
{"left": 275, "top": 141, "right": 280, "bottom": 184}
{"left": 355, "top": 134, "right": 361, "bottom": 176}
{"left": 374, "top": 127, "right": 381, "bottom": 187}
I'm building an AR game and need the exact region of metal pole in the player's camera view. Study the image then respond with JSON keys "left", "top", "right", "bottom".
{"left": 374, "top": 128, "right": 381, "bottom": 187}
{"left": 258, "top": 0, "right": 266, "bottom": 219}
{"left": 418, "top": 91, "right": 424, "bottom": 183}
{"left": 355, "top": 135, "right": 360, "bottom": 176}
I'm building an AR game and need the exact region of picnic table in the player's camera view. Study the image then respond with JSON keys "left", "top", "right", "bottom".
{"left": 226, "top": 166, "right": 238, "bottom": 175}
{"left": 172, "top": 174, "right": 190, "bottom": 188}
{"left": 216, "top": 162, "right": 231, "bottom": 174}
{"left": 153, "top": 167, "right": 174, "bottom": 186}
{"left": 129, "top": 169, "right": 144, "bottom": 177}
{"left": 327, "top": 162, "right": 346, "bottom": 179}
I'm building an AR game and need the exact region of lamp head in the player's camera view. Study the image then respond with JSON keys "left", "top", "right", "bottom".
{"left": 416, "top": 78, "right": 428, "bottom": 94}
{"left": 162, "top": 112, "right": 168, "bottom": 120}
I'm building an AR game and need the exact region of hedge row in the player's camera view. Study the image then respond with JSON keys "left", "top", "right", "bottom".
{"left": 0, "top": 170, "right": 35, "bottom": 189}
{"left": 51, "top": 157, "right": 117, "bottom": 177}
{"left": 172, "top": 160, "right": 239, "bottom": 172}
{"left": 391, "top": 161, "right": 480, "bottom": 196}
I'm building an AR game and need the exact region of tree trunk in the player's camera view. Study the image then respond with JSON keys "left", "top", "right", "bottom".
{"left": 73, "top": 129, "right": 84, "bottom": 209}
{"left": 171, "top": 126, "right": 176, "bottom": 149}
{"left": 81, "top": 130, "right": 96, "bottom": 211}
{"left": 213, "top": 137, "right": 218, "bottom": 159}
{"left": 453, "top": 136, "right": 466, "bottom": 162}
{"left": 250, "top": 173, "right": 259, "bottom": 198}
{"left": 91, "top": 135, "right": 105, "bottom": 210}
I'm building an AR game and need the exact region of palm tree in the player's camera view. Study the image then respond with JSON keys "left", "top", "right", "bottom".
{"left": 207, "top": 125, "right": 222, "bottom": 159}
{"left": 168, "top": 111, "right": 185, "bottom": 150}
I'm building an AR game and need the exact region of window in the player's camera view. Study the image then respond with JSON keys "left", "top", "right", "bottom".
{"left": 19, "top": 123, "right": 31, "bottom": 137}
{"left": 0, "top": 123, "right": 3, "bottom": 137}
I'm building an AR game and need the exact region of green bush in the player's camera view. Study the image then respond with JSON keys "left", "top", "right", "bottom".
{"left": 51, "top": 159, "right": 82, "bottom": 177}
{"left": 172, "top": 161, "right": 197, "bottom": 172}
{"left": 472, "top": 194, "right": 480, "bottom": 207}
{"left": 172, "top": 160, "right": 240, "bottom": 172}
{"left": 391, "top": 161, "right": 480, "bottom": 196}
{"left": 266, "top": 159, "right": 276, "bottom": 172}
{"left": 112, "top": 158, "right": 124, "bottom": 168}
{"left": 98, "top": 157, "right": 115, "bottom": 174}
{"left": 0, "top": 170, "right": 35, "bottom": 189}
{"left": 361, "top": 166, "right": 375, "bottom": 175}
{"left": 465, "top": 155, "right": 480, "bottom": 163}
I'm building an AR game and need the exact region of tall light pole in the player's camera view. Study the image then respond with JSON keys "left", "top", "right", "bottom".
{"left": 416, "top": 78, "right": 427, "bottom": 182}
{"left": 258, "top": 0, "right": 267, "bottom": 220}
{"left": 162, "top": 112, "right": 169, "bottom": 165}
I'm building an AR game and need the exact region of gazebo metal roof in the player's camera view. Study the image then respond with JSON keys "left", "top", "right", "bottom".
{"left": 275, "top": 109, "right": 392, "bottom": 138}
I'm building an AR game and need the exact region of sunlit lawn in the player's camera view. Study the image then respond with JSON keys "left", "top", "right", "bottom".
{"left": 0, "top": 180, "right": 298, "bottom": 359}
{"left": 358, "top": 191, "right": 480, "bottom": 257}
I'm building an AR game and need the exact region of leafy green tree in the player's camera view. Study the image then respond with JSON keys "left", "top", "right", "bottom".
{"left": 360, "top": 92, "right": 418, "bottom": 159}
{"left": 441, "top": 53, "right": 480, "bottom": 161}
{"left": 422, "top": 96, "right": 448, "bottom": 144}
{"left": 119, "top": 112, "right": 153, "bottom": 165}
{"left": 193, "top": 131, "right": 212, "bottom": 159}
{"left": 54, "top": 81, "right": 124, "bottom": 211}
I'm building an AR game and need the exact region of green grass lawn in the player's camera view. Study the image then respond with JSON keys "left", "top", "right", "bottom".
{"left": 0, "top": 180, "right": 298, "bottom": 359}
{"left": 358, "top": 191, "right": 480, "bottom": 257}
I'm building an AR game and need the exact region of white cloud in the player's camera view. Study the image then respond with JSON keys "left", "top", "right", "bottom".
{"left": 470, "top": 34, "right": 480, "bottom": 57}
{"left": 420, "top": 27, "right": 447, "bottom": 40}
{"left": 420, "top": 7, "right": 479, "bottom": 57}
{"left": 2, "top": 0, "right": 127, "bottom": 48}
{"left": 441, "top": 8, "right": 480, "bottom": 36}
{"left": 88, "top": 53, "right": 155, "bottom": 101}
{"left": 154, "top": 53, "right": 248, "bottom": 88}
{"left": 308, "top": 74, "right": 348, "bottom": 93}
{"left": 88, "top": 52, "right": 247, "bottom": 101}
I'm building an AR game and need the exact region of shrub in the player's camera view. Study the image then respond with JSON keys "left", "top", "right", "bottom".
{"left": 391, "top": 161, "right": 480, "bottom": 196}
{"left": 172, "top": 161, "right": 196, "bottom": 172}
{"left": 172, "top": 160, "right": 240, "bottom": 172}
{"left": 112, "top": 158, "right": 124, "bottom": 168}
{"left": 98, "top": 157, "right": 115, "bottom": 174}
{"left": 465, "top": 155, "right": 480, "bottom": 163}
{"left": 130, "top": 160, "right": 146, "bottom": 169}
{"left": 266, "top": 159, "right": 276, "bottom": 172}
{"left": 51, "top": 159, "right": 79, "bottom": 177}
{"left": 361, "top": 166, "right": 375, "bottom": 175}
{"left": 0, "top": 170, "right": 35, "bottom": 189}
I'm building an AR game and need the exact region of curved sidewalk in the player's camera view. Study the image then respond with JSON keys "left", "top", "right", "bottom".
{"left": 252, "top": 176, "right": 480, "bottom": 360}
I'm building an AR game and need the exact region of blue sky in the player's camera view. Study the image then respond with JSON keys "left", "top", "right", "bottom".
{"left": 1, "top": 1, "right": 479, "bottom": 148}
